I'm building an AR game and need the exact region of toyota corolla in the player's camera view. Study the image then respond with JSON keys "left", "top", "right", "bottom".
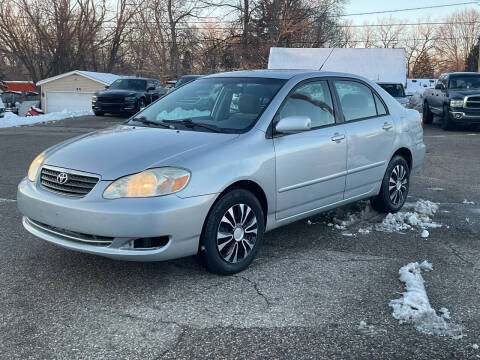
{"left": 17, "top": 70, "right": 425, "bottom": 275}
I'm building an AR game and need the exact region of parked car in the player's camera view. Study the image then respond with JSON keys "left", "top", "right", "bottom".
{"left": 1, "top": 91, "right": 21, "bottom": 114}
{"left": 92, "top": 77, "right": 167, "bottom": 116}
{"left": 378, "top": 82, "right": 409, "bottom": 107}
{"left": 18, "top": 70, "right": 425, "bottom": 275}
{"left": 0, "top": 98, "right": 5, "bottom": 118}
{"left": 167, "top": 75, "right": 203, "bottom": 93}
{"left": 423, "top": 72, "right": 480, "bottom": 130}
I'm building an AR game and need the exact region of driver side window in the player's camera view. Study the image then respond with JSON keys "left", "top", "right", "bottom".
{"left": 278, "top": 80, "right": 335, "bottom": 129}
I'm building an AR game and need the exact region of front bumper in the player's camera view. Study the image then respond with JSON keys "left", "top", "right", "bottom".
{"left": 17, "top": 177, "right": 216, "bottom": 261}
{"left": 92, "top": 100, "right": 137, "bottom": 114}
{"left": 449, "top": 110, "right": 480, "bottom": 124}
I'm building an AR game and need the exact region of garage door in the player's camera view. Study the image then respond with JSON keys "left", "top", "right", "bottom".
{"left": 46, "top": 92, "right": 94, "bottom": 113}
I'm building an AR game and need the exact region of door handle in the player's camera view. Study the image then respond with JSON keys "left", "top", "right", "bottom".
{"left": 382, "top": 122, "right": 393, "bottom": 130}
{"left": 331, "top": 133, "right": 345, "bottom": 142}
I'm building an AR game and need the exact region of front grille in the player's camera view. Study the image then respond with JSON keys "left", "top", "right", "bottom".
{"left": 97, "top": 97, "right": 123, "bottom": 104}
{"left": 40, "top": 167, "right": 99, "bottom": 197}
{"left": 465, "top": 96, "right": 480, "bottom": 108}
{"left": 25, "top": 217, "right": 113, "bottom": 246}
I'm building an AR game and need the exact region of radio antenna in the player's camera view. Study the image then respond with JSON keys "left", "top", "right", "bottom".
{"left": 319, "top": 48, "right": 335, "bottom": 71}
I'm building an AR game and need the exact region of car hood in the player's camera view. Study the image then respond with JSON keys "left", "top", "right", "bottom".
{"left": 449, "top": 89, "right": 480, "bottom": 98}
{"left": 44, "top": 125, "right": 239, "bottom": 180}
{"left": 95, "top": 89, "right": 138, "bottom": 97}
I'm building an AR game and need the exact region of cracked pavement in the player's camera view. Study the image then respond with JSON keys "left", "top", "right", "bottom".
{"left": 0, "top": 116, "right": 479, "bottom": 359}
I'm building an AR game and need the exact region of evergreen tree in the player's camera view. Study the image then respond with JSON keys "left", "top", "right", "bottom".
{"left": 465, "top": 39, "right": 479, "bottom": 72}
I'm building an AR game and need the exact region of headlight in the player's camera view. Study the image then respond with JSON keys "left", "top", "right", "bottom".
{"left": 92, "top": 96, "right": 97, "bottom": 101}
{"left": 124, "top": 96, "right": 136, "bottom": 102}
{"left": 28, "top": 152, "right": 45, "bottom": 182}
{"left": 103, "top": 167, "right": 191, "bottom": 199}
{"left": 450, "top": 99, "right": 464, "bottom": 108}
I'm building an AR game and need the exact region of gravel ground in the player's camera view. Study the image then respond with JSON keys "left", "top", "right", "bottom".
{"left": 0, "top": 115, "right": 479, "bottom": 359}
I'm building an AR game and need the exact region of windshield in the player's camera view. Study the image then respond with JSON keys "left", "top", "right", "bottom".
{"left": 379, "top": 83, "right": 405, "bottom": 98}
{"left": 133, "top": 77, "right": 286, "bottom": 133}
{"left": 448, "top": 75, "right": 480, "bottom": 89}
{"left": 109, "top": 79, "right": 146, "bottom": 91}
{"left": 175, "top": 76, "right": 199, "bottom": 88}
{"left": 1, "top": 93, "right": 20, "bottom": 104}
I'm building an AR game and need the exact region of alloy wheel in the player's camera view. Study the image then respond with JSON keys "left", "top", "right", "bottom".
{"left": 389, "top": 164, "right": 408, "bottom": 205}
{"left": 216, "top": 204, "right": 258, "bottom": 263}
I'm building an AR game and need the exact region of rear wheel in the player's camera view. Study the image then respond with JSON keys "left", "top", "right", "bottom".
{"left": 422, "top": 101, "right": 433, "bottom": 124}
{"left": 371, "top": 155, "right": 410, "bottom": 213}
{"left": 441, "top": 104, "right": 455, "bottom": 131}
{"left": 199, "top": 189, "right": 265, "bottom": 275}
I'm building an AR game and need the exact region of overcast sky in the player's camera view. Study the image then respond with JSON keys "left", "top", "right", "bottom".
{"left": 344, "top": 0, "right": 480, "bottom": 23}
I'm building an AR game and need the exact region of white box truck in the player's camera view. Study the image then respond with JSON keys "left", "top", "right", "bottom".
{"left": 268, "top": 47, "right": 409, "bottom": 107}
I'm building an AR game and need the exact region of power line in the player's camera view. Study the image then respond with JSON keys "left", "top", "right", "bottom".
{"left": 340, "top": 1, "right": 479, "bottom": 17}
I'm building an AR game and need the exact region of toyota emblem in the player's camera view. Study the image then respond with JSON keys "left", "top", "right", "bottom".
{"left": 56, "top": 172, "right": 69, "bottom": 184}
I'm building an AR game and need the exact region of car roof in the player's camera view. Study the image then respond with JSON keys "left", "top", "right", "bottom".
{"left": 117, "top": 77, "right": 157, "bottom": 81}
{"left": 204, "top": 69, "right": 370, "bottom": 80}
{"left": 445, "top": 72, "right": 480, "bottom": 76}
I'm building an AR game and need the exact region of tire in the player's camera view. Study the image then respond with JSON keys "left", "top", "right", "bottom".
{"left": 199, "top": 189, "right": 265, "bottom": 275}
{"left": 370, "top": 155, "right": 410, "bottom": 213}
{"left": 422, "top": 101, "right": 433, "bottom": 124}
{"left": 137, "top": 98, "right": 146, "bottom": 111}
{"left": 441, "top": 104, "right": 455, "bottom": 131}
{"left": 94, "top": 111, "right": 104, "bottom": 116}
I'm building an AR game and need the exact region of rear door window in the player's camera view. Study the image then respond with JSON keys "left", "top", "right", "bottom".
{"left": 374, "top": 94, "right": 387, "bottom": 115}
{"left": 334, "top": 80, "right": 377, "bottom": 121}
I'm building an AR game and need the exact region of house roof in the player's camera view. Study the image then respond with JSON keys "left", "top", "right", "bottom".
{"left": 2, "top": 81, "right": 36, "bottom": 92}
{"left": 37, "top": 70, "right": 121, "bottom": 86}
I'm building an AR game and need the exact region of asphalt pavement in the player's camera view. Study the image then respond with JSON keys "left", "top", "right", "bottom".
{"left": 0, "top": 115, "right": 479, "bottom": 359}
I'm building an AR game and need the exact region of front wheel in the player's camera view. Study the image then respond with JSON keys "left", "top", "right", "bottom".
{"left": 199, "top": 189, "right": 265, "bottom": 275}
{"left": 137, "top": 98, "right": 146, "bottom": 111}
{"left": 441, "top": 104, "right": 455, "bottom": 131}
{"left": 371, "top": 155, "right": 410, "bottom": 213}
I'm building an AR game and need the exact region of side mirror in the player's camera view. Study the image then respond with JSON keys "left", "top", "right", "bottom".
{"left": 105, "top": 85, "right": 109, "bottom": 89}
{"left": 435, "top": 83, "right": 445, "bottom": 90}
{"left": 275, "top": 116, "right": 311, "bottom": 134}
{"left": 147, "top": 86, "right": 155, "bottom": 91}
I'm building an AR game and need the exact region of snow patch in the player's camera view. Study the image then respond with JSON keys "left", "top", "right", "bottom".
{"left": 473, "top": 344, "right": 479, "bottom": 350}
{"left": 375, "top": 200, "right": 441, "bottom": 233}
{"left": 358, "top": 320, "right": 386, "bottom": 336}
{"left": 462, "top": 199, "right": 475, "bottom": 205}
{"left": 389, "top": 261, "right": 463, "bottom": 338}
{"left": 0, "top": 109, "right": 93, "bottom": 128}
{"left": 421, "top": 230, "right": 429, "bottom": 238}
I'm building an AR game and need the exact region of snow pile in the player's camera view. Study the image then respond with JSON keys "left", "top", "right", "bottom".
{"left": 408, "top": 90, "right": 424, "bottom": 112}
{"left": 462, "top": 199, "right": 475, "bottom": 205}
{"left": 375, "top": 200, "right": 441, "bottom": 233}
{"left": 389, "top": 261, "right": 463, "bottom": 338}
{"left": 0, "top": 109, "right": 93, "bottom": 128}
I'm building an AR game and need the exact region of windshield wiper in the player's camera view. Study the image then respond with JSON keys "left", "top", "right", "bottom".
{"left": 130, "top": 116, "right": 171, "bottom": 129}
{"left": 163, "top": 118, "right": 223, "bottom": 133}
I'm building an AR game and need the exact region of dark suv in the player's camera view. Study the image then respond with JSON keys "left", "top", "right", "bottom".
{"left": 423, "top": 72, "right": 480, "bottom": 130}
{"left": 92, "top": 78, "right": 167, "bottom": 116}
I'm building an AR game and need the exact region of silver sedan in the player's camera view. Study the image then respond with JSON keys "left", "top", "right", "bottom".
{"left": 17, "top": 70, "right": 425, "bottom": 274}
